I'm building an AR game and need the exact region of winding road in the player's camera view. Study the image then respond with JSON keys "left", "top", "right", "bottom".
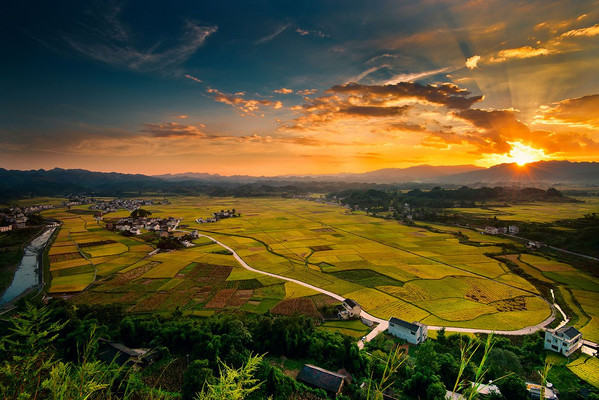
{"left": 196, "top": 232, "right": 558, "bottom": 347}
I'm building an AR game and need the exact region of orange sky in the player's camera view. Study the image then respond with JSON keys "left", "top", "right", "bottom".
{"left": 2, "top": 1, "right": 599, "bottom": 175}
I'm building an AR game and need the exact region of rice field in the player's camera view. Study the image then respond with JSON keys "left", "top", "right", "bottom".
{"left": 39, "top": 196, "right": 599, "bottom": 336}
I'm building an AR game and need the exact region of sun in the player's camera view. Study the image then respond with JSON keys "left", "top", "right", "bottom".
{"left": 506, "top": 142, "right": 547, "bottom": 166}
{"left": 482, "top": 141, "right": 548, "bottom": 166}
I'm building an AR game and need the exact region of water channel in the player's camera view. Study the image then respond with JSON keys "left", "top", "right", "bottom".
{"left": 0, "top": 226, "right": 56, "bottom": 305}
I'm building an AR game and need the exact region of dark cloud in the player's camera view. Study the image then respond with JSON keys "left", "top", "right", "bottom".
{"left": 339, "top": 105, "right": 409, "bottom": 117}
{"left": 328, "top": 82, "right": 483, "bottom": 109}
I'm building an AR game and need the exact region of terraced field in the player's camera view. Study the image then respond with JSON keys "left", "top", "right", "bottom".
{"left": 40, "top": 197, "right": 566, "bottom": 331}
{"left": 448, "top": 197, "right": 599, "bottom": 223}
{"left": 38, "top": 196, "right": 599, "bottom": 338}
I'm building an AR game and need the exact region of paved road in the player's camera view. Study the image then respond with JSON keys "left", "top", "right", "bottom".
{"left": 196, "top": 232, "right": 554, "bottom": 346}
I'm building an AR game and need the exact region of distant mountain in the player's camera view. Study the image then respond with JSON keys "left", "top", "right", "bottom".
{"left": 1, "top": 161, "right": 598, "bottom": 201}
{"left": 442, "top": 160, "right": 599, "bottom": 185}
{"left": 157, "top": 165, "right": 484, "bottom": 184}
{"left": 0, "top": 168, "right": 162, "bottom": 200}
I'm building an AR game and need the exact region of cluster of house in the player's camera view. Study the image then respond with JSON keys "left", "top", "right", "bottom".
{"left": 483, "top": 225, "right": 519, "bottom": 235}
{"left": 107, "top": 217, "right": 181, "bottom": 236}
{"left": 0, "top": 203, "right": 54, "bottom": 231}
{"left": 196, "top": 209, "right": 240, "bottom": 224}
{"left": 90, "top": 198, "right": 156, "bottom": 214}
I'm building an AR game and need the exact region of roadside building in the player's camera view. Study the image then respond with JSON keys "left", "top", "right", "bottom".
{"left": 339, "top": 298, "right": 361, "bottom": 319}
{"left": 297, "top": 364, "right": 345, "bottom": 397}
{"left": 97, "top": 339, "right": 154, "bottom": 367}
{"left": 387, "top": 317, "right": 427, "bottom": 345}
{"left": 508, "top": 225, "right": 520, "bottom": 235}
{"left": 544, "top": 326, "right": 583, "bottom": 356}
{"left": 526, "top": 381, "right": 558, "bottom": 399}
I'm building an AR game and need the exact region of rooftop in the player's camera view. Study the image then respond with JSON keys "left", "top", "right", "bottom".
{"left": 297, "top": 364, "right": 345, "bottom": 394}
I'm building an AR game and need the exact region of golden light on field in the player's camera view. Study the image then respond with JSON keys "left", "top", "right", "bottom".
{"left": 482, "top": 141, "right": 549, "bottom": 166}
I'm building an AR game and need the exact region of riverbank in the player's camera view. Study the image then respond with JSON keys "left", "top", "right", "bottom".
{"left": 0, "top": 226, "right": 57, "bottom": 306}
{"left": 0, "top": 226, "right": 44, "bottom": 297}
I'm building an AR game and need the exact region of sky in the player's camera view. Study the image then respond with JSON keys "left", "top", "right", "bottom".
{"left": 1, "top": 0, "right": 599, "bottom": 176}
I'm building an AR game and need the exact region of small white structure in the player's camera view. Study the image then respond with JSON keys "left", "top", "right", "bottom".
{"left": 526, "top": 381, "right": 558, "bottom": 400}
{"left": 471, "top": 381, "right": 501, "bottom": 396}
{"left": 544, "top": 326, "right": 583, "bottom": 356}
{"left": 339, "top": 299, "right": 362, "bottom": 319}
{"left": 484, "top": 226, "right": 499, "bottom": 235}
{"left": 508, "top": 225, "right": 520, "bottom": 235}
{"left": 388, "top": 317, "right": 427, "bottom": 345}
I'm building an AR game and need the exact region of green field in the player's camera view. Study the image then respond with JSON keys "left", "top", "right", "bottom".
{"left": 38, "top": 196, "right": 599, "bottom": 337}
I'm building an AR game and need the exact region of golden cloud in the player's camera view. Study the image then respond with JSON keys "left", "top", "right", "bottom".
{"left": 207, "top": 88, "right": 283, "bottom": 116}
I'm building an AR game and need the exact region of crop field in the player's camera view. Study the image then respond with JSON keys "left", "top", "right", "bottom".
{"left": 448, "top": 197, "right": 599, "bottom": 223}
{"left": 38, "top": 196, "right": 599, "bottom": 337}
{"left": 568, "top": 355, "right": 599, "bottom": 388}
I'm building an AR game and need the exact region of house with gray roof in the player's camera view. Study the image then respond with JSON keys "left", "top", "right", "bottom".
{"left": 297, "top": 364, "right": 345, "bottom": 396}
{"left": 388, "top": 317, "right": 427, "bottom": 345}
{"left": 544, "top": 325, "right": 582, "bottom": 356}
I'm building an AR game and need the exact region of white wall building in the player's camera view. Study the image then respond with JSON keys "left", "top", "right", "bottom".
{"left": 388, "top": 317, "right": 427, "bottom": 345}
{"left": 544, "top": 326, "right": 582, "bottom": 356}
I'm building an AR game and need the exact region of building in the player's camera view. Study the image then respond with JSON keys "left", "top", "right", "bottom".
{"left": 544, "top": 326, "right": 583, "bottom": 356}
{"left": 526, "top": 382, "right": 558, "bottom": 400}
{"left": 508, "top": 225, "right": 520, "bottom": 235}
{"left": 471, "top": 381, "right": 501, "bottom": 396}
{"left": 484, "top": 226, "right": 499, "bottom": 235}
{"left": 297, "top": 364, "right": 345, "bottom": 397}
{"left": 0, "top": 225, "right": 12, "bottom": 232}
{"left": 339, "top": 298, "right": 361, "bottom": 319}
{"left": 388, "top": 317, "right": 427, "bottom": 345}
{"left": 97, "top": 339, "right": 154, "bottom": 366}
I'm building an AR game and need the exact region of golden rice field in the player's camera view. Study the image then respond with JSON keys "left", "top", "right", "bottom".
{"left": 38, "top": 196, "right": 599, "bottom": 336}
{"left": 448, "top": 197, "right": 599, "bottom": 223}
{"left": 568, "top": 355, "right": 599, "bottom": 388}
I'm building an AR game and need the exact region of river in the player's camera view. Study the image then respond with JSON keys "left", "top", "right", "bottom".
{"left": 0, "top": 226, "right": 56, "bottom": 305}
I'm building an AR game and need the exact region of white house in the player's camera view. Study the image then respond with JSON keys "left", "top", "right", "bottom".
{"left": 508, "top": 225, "right": 520, "bottom": 235}
{"left": 339, "top": 299, "right": 361, "bottom": 319}
{"left": 544, "top": 326, "right": 583, "bottom": 356}
{"left": 388, "top": 317, "right": 427, "bottom": 345}
{"left": 484, "top": 226, "right": 499, "bottom": 235}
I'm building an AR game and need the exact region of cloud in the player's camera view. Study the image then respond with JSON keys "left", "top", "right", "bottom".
{"left": 274, "top": 88, "right": 294, "bottom": 94}
{"left": 383, "top": 67, "right": 451, "bottom": 85}
{"left": 339, "top": 105, "right": 409, "bottom": 117}
{"left": 419, "top": 106, "right": 599, "bottom": 157}
{"left": 206, "top": 88, "right": 283, "bottom": 116}
{"left": 465, "top": 55, "right": 481, "bottom": 69}
{"left": 490, "top": 46, "right": 551, "bottom": 62}
{"left": 328, "top": 82, "right": 483, "bottom": 109}
{"left": 295, "top": 27, "right": 328, "bottom": 38}
{"left": 255, "top": 24, "right": 290, "bottom": 44}
{"left": 557, "top": 23, "right": 599, "bottom": 39}
{"left": 185, "top": 74, "right": 203, "bottom": 83}
{"left": 297, "top": 89, "right": 318, "bottom": 96}
{"left": 349, "top": 65, "right": 390, "bottom": 83}
{"left": 141, "top": 122, "right": 206, "bottom": 138}
{"left": 63, "top": 11, "right": 217, "bottom": 72}
{"left": 533, "top": 94, "right": 599, "bottom": 128}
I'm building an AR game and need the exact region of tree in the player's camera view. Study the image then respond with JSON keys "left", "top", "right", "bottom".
{"left": 183, "top": 359, "right": 215, "bottom": 400}
{"left": 497, "top": 375, "right": 528, "bottom": 400}
{"left": 131, "top": 208, "right": 152, "bottom": 219}
{"left": 194, "top": 353, "right": 265, "bottom": 400}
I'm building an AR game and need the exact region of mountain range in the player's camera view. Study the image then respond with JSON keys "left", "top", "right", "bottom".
{"left": 1, "top": 161, "right": 598, "bottom": 201}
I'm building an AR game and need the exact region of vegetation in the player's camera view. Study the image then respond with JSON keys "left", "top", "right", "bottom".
{"left": 0, "top": 227, "right": 42, "bottom": 295}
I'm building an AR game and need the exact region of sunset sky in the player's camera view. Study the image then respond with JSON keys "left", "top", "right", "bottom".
{"left": 2, "top": 0, "right": 599, "bottom": 176}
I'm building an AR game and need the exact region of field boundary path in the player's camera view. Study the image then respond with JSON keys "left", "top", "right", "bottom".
{"left": 195, "top": 232, "right": 557, "bottom": 347}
